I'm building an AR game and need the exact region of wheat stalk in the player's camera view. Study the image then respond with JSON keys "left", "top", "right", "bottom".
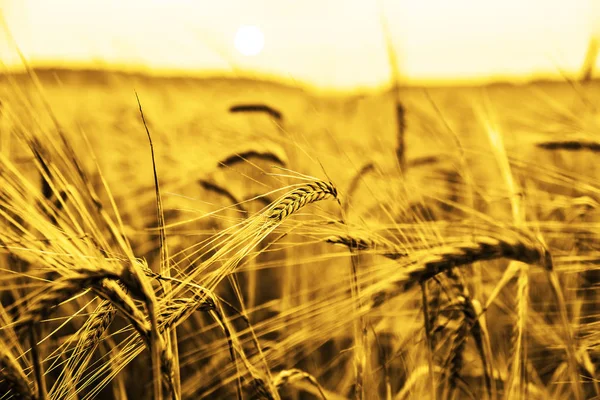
{"left": 506, "top": 265, "right": 529, "bottom": 399}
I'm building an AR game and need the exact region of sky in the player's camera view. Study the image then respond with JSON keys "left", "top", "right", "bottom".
{"left": 1, "top": 0, "right": 599, "bottom": 89}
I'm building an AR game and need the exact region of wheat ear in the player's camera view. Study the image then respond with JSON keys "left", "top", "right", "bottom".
{"left": 0, "top": 337, "right": 34, "bottom": 399}
{"left": 268, "top": 180, "right": 337, "bottom": 222}
{"left": 536, "top": 140, "right": 600, "bottom": 151}
{"left": 446, "top": 269, "right": 495, "bottom": 400}
{"left": 272, "top": 369, "right": 327, "bottom": 399}
{"left": 15, "top": 268, "right": 123, "bottom": 330}
{"left": 49, "top": 301, "right": 117, "bottom": 399}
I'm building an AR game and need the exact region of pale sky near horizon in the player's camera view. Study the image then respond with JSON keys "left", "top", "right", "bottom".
{"left": 1, "top": 0, "right": 599, "bottom": 89}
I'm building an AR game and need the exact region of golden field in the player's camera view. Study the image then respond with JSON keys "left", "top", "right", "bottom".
{"left": 1, "top": 68, "right": 600, "bottom": 399}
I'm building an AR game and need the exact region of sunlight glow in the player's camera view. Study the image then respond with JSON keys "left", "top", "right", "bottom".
{"left": 234, "top": 25, "right": 264, "bottom": 57}
{"left": 1, "top": 0, "right": 598, "bottom": 88}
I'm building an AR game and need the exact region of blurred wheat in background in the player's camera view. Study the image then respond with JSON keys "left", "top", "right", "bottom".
{"left": 1, "top": 1, "right": 600, "bottom": 399}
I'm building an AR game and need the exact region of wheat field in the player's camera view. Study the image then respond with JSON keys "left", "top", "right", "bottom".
{"left": 1, "top": 68, "right": 600, "bottom": 399}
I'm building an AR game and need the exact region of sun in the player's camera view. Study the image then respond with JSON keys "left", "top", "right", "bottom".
{"left": 234, "top": 25, "right": 265, "bottom": 56}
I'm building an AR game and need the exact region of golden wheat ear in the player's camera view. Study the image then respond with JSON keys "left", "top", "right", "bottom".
{"left": 536, "top": 139, "right": 600, "bottom": 151}
{"left": 0, "top": 336, "right": 34, "bottom": 400}
{"left": 268, "top": 180, "right": 337, "bottom": 222}
{"left": 272, "top": 369, "right": 328, "bottom": 399}
{"left": 229, "top": 104, "right": 283, "bottom": 123}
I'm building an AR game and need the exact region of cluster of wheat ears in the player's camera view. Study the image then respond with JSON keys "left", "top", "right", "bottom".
{"left": 1, "top": 70, "right": 600, "bottom": 400}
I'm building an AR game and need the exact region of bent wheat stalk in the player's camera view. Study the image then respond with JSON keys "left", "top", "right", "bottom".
{"left": 408, "top": 234, "right": 551, "bottom": 283}
{"left": 326, "top": 230, "right": 550, "bottom": 308}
